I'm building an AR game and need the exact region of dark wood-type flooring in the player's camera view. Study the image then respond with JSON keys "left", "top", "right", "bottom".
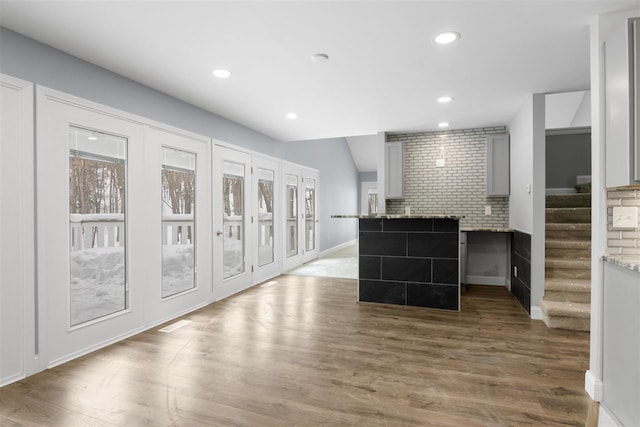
{"left": 0, "top": 276, "right": 591, "bottom": 426}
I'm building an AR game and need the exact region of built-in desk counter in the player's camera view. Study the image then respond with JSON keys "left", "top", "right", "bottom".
{"left": 333, "top": 215, "right": 463, "bottom": 311}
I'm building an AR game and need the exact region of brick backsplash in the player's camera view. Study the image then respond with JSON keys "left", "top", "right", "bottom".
{"left": 386, "top": 127, "right": 509, "bottom": 229}
{"left": 607, "top": 185, "right": 640, "bottom": 255}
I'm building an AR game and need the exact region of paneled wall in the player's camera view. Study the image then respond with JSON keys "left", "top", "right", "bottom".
{"left": 386, "top": 127, "right": 509, "bottom": 229}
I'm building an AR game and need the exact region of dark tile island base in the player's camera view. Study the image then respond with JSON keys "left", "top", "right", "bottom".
{"left": 358, "top": 217, "right": 460, "bottom": 311}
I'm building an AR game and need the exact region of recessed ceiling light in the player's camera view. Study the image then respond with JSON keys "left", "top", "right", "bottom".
{"left": 311, "top": 53, "right": 329, "bottom": 63}
{"left": 286, "top": 112, "right": 299, "bottom": 120}
{"left": 88, "top": 136, "right": 98, "bottom": 140}
{"left": 437, "top": 96, "right": 453, "bottom": 103}
{"left": 438, "top": 122, "right": 450, "bottom": 128}
{"left": 212, "top": 68, "right": 232, "bottom": 78}
{"left": 434, "top": 32, "right": 460, "bottom": 45}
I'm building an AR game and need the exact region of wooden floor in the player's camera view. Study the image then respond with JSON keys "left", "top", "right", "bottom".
{"left": 0, "top": 276, "right": 591, "bottom": 426}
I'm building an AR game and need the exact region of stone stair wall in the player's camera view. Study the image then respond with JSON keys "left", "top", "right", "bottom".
{"left": 540, "top": 194, "right": 591, "bottom": 331}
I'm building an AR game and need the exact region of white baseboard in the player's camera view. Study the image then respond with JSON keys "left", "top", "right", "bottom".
{"left": 319, "top": 239, "right": 357, "bottom": 258}
{"left": 546, "top": 188, "right": 577, "bottom": 195}
{"left": 530, "top": 305, "right": 543, "bottom": 320}
{"left": 505, "top": 278, "right": 511, "bottom": 291}
{"left": 465, "top": 275, "right": 506, "bottom": 286}
{"left": 585, "top": 370, "right": 603, "bottom": 401}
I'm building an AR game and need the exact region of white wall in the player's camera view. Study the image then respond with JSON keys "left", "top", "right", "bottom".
{"left": 546, "top": 91, "right": 591, "bottom": 129}
{"left": 0, "top": 74, "right": 35, "bottom": 386}
{"left": 509, "top": 97, "right": 535, "bottom": 234}
{"left": 508, "top": 94, "right": 546, "bottom": 313}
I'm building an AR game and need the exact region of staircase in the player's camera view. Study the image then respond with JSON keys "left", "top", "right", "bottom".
{"left": 540, "top": 193, "right": 591, "bottom": 331}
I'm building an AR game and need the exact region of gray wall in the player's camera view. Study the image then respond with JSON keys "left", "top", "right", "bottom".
{"left": 278, "top": 138, "right": 359, "bottom": 252}
{"left": 0, "top": 26, "right": 358, "bottom": 252}
{"left": 546, "top": 132, "right": 591, "bottom": 189}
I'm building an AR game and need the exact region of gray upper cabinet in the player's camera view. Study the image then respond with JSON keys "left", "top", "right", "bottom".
{"left": 605, "top": 17, "right": 640, "bottom": 187}
{"left": 486, "top": 134, "right": 510, "bottom": 196}
{"left": 385, "top": 141, "right": 404, "bottom": 199}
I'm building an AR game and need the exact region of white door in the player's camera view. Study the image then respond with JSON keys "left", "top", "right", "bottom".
{"left": 0, "top": 74, "right": 35, "bottom": 384}
{"left": 145, "top": 127, "right": 212, "bottom": 323}
{"left": 302, "top": 169, "right": 319, "bottom": 263}
{"left": 360, "top": 181, "right": 378, "bottom": 215}
{"left": 282, "top": 162, "right": 320, "bottom": 270}
{"left": 252, "top": 155, "right": 281, "bottom": 283}
{"left": 37, "top": 88, "right": 146, "bottom": 368}
{"left": 213, "top": 145, "right": 252, "bottom": 300}
{"left": 282, "top": 162, "right": 303, "bottom": 271}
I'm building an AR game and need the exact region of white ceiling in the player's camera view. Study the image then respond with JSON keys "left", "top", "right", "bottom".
{"left": 0, "top": 1, "right": 636, "bottom": 147}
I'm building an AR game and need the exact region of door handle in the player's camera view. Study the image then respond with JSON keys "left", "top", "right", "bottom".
{"left": 216, "top": 230, "right": 224, "bottom": 236}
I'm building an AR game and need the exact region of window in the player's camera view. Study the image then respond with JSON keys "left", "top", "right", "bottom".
{"left": 68, "top": 127, "right": 127, "bottom": 326}
{"left": 305, "top": 178, "right": 316, "bottom": 252}
{"left": 161, "top": 147, "right": 196, "bottom": 298}
{"left": 223, "top": 161, "right": 245, "bottom": 278}
{"left": 257, "top": 168, "right": 275, "bottom": 266}
{"left": 286, "top": 174, "right": 298, "bottom": 257}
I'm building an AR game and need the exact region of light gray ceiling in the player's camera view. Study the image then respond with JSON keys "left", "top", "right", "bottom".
{"left": 0, "top": 1, "right": 636, "bottom": 147}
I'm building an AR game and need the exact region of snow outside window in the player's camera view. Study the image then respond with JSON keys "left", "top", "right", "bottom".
{"left": 258, "top": 168, "right": 274, "bottom": 267}
{"left": 161, "top": 147, "right": 196, "bottom": 299}
{"left": 223, "top": 161, "right": 245, "bottom": 279}
{"left": 68, "top": 126, "right": 127, "bottom": 326}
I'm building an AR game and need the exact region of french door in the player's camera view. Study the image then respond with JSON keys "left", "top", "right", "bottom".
{"left": 282, "top": 162, "right": 319, "bottom": 270}
{"left": 37, "top": 87, "right": 212, "bottom": 368}
{"left": 302, "top": 169, "right": 319, "bottom": 263}
{"left": 252, "top": 155, "right": 281, "bottom": 283}
{"left": 145, "top": 127, "right": 212, "bottom": 322}
{"left": 213, "top": 145, "right": 252, "bottom": 300}
{"left": 37, "top": 88, "right": 146, "bottom": 367}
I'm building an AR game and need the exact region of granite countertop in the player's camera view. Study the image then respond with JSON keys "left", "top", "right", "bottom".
{"left": 331, "top": 214, "right": 464, "bottom": 219}
{"left": 461, "top": 227, "right": 514, "bottom": 232}
{"left": 603, "top": 254, "right": 640, "bottom": 273}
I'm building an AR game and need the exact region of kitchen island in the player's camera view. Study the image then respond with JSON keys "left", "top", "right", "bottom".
{"left": 333, "top": 215, "right": 462, "bottom": 311}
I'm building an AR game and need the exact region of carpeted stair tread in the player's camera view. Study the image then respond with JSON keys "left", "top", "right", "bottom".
{"left": 545, "top": 207, "right": 591, "bottom": 223}
{"left": 545, "top": 239, "right": 591, "bottom": 250}
{"left": 546, "top": 194, "right": 591, "bottom": 208}
{"left": 540, "top": 300, "right": 591, "bottom": 319}
{"left": 545, "top": 257, "right": 591, "bottom": 269}
{"left": 546, "top": 223, "right": 591, "bottom": 231}
{"left": 545, "top": 278, "right": 591, "bottom": 293}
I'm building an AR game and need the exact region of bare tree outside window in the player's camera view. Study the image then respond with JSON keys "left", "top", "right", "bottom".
{"left": 161, "top": 147, "right": 196, "bottom": 298}
{"left": 223, "top": 161, "right": 245, "bottom": 279}
{"left": 258, "top": 169, "right": 274, "bottom": 266}
{"left": 68, "top": 127, "right": 127, "bottom": 326}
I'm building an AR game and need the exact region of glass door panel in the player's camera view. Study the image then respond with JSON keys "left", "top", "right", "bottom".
{"left": 368, "top": 189, "right": 379, "bottom": 215}
{"left": 68, "top": 126, "right": 127, "bottom": 327}
{"left": 223, "top": 161, "right": 245, "bottom": 279}
{"left": 305, "top": 178, "right": 316, "bottom": 252}
{"left": 257, "top": 168, "right": 274, "bottom": 267}
{"left": 285, "top": 174, "right": 298, "bottom": 258}
{"left": 161, "top": 147, "right": 196, "bottom": 298}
